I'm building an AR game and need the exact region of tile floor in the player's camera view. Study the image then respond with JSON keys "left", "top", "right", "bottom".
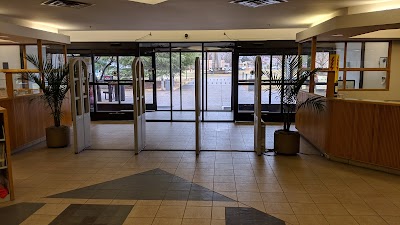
{"left": 145, "top": 111, "right": 234, "bottom": 121}
{"left": 90, "top": 121, "right": 281, "bottom": 151}
{"left": 1, "top": 122, "right": 400, "bottom": 225}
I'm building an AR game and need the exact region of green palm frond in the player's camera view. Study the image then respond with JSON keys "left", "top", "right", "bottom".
{"left": 269, "top": 55, "right": 325, "bottom": 131}
{"left": 21, "top": 54, "right": 70, "bottom": 127}
{"left": 297, "top": 96, "right": 326, "bottom": 112}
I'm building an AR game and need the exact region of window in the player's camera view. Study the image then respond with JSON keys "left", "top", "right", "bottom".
{"left": 314, "top": 41, "right": 390, "bottom": 91}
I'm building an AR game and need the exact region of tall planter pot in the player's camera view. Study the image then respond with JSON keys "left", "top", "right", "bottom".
{"left": 46, "top": 126, "right": 70, "bottom": 148}
{"left": 274, "top": 129, "right": 300, "bottom": 155}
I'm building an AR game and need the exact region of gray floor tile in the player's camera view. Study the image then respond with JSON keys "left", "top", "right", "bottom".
{"left": 0, "top": 203, "right": 45, "bottom": 225}
{"left": 226, "top": 207, "right": 285, "bottom": 225}
{"left": 48, "top": 169, "right": 234, "bottom": 202}
{"left": 49, "top": 204, "right": 133, "bottom": 225}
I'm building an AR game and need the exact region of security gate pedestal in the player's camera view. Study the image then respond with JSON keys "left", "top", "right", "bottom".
{"left": 132, "top": 57, "right": 146, "bottom": 154}
{"left": 254, "top": 56, "right": 264, "bottom": 156}
{"left": 195, "top": 57, "right": 201, "bottom": 155}
{"left": 70, "top": 58, "right": 91, "bottom": 154}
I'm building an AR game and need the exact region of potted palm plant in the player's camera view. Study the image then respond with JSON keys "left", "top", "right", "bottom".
{"left": 23, "top": 55, "right": 70, "bottom": 148}
{"left": 273, "top": 55, "right": 325, "bottom": 155}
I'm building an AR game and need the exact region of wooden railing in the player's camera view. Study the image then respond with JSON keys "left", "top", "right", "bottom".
{"left": 296, "top": 91, "right": 400, "bottom": 171}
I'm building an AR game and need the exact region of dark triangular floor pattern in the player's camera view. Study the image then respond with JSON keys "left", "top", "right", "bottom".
{"left": 0, "top": 203, "right": 45, "bottom": 225}
{"left": 226, "top": 207, "right": 285, "bottom": 225}
{"left": 49, "top": 204, "right": 133, "bottom": 225}
{"left": 48, "top": 168, "right": 234, "bottom": 202}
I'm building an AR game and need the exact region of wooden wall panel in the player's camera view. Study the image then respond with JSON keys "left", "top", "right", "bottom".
{"left": 326, "top": 100, "right": 355, "bottom": 158}
{"left": 298, "top": 95, "right": 400, "bottom": 171}
{"left": 374, "top": 106, "right": 400, "bottom": 169}
{"left": 0, "top": 95, "right": 72, "bottom": 152}
{"left": 350, "top": 103, "right": 376, "bottom": 163}
{"left": 295, "top": 91, "right": 328, "bottom": 152}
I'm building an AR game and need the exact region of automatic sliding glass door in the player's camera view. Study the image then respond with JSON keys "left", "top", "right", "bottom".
{"left": 204, "top": 52, "right": 233, "bottom": 121}
{"left": 147, "top": 43, "right": 234, "bottom": 122}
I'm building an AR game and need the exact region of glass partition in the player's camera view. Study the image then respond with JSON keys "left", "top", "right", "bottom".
{"left": 0, "top": 45, "right": 21, "bottom": 98}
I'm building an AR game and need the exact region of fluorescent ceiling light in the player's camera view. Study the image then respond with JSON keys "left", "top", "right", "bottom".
{"left": 332, "top": 34, "right": 343, "bottom": 37}
{"left": 128, "top": 0, "right": 168, "bottom": 5}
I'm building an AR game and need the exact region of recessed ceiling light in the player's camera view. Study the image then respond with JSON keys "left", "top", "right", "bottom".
{"left": 230, "top": 0, "right": 288, "bottom": 8}
{"left": 0, "top": 35, "right": 9, "bottom": 38}
{"left": 128, "top": 0, "right": 168, "bottom": 5}
{"left": 332, "top": 34, "right": 344, "bottom": 37}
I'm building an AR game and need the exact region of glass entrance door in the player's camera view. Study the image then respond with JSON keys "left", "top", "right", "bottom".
{"left": 203, "top": 52, "right": 233, "bottom": 121}
{"left": 141, "top": 43, "right": 234, "bottom": 122}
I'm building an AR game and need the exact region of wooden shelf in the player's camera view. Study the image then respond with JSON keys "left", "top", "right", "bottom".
{"left": 0, "top": 195, "right": 10, "bottom": 203}
{"left": 0, "top": 107, "right": 15, "bottom": 201}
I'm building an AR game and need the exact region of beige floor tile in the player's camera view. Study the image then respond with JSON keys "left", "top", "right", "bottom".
{"left": 309, "top": 193, "right": 340, "bottom": 204}
{"left": 317, "top": 203, "right": 350, "bottom": 215}
{"left": 211, "top": 207, "right": 225, "bottom": 219}
{"left": 258, "top": 183, "right": 283, "bottom": 192}
{"left": 156, "top": 206, "right": 185, "bottom": 218}
{"left": 217, "top": 191, "right": 237, "bottom": 201}
{"left": 129, "top": 205, "right": 160, "bottom": 218}
{"left": 187, "top": 201, "right": 213, "bottom": 207}
{"left": 261, "top": 192, "right": 287, "bottom": 203}
{"left": 295, "top": 215, "right": 329, "bottom": 225}
{"left": 161, "top": 200, "right": 187, "bottom": 206}
{"left": 182, "top": 218, "right": 211, "bottom": 225}
{"left": 33, "top": 203, "right": 69, "bottom": 216}
{"left": 213, "top": 182, "right": 236, "bottom": 192}
{"left": 111, "top": 200, "right": 138, "bottom": 205}
{"left": 123, "top": 217, "right": 154, "bottom": 225}
{"left": 184, "top": 206, "right": 212, "bottom": 219}
{"left": 235, "top": 183, "right": 259, "bottom": 192}
{"left": 61, "top": 198, "right": 89, "bottom": 204}
{"left": 270, "top": 213, "right": 299, "bottom": 225}
{"left": 334, "top": 192, "right": 365, "bottom": 204}
{"left": 324, "top": 215, "right": 359, "bottom": 225}
{"left": 242, "top": 201, "right": 265, "bottom": 212}
{"left": 213, "top": 176, "right": 235, "bottom": 183}
{"left": 280, "top": 184, "right": 307, "bottom": 193}
{"left": 382, "top": 216, "right": 400, "bottom": 225}
{"left": 212, "top": 201, "right": 238, "bottom": 207}
{"left": 264, "top": 203, "right": 294, "bottom": 214}
{"left": 210, "top": 219, "right": 225, "bottom": 225}
{"left": 237, "top": 192, "right": 262, "bottom": 202}
{"left": 137, "top": 200, "right": 163, "bottom": 206}
{"left": 367, "top": 203, "right": 400, "bottom": 216}
{"left": 285, "top": 193, "right": 314, "bottom": 203}
{"left": 353, "top": 215, "right": 389, "bottom": 225}
{"left": 290, "top": 203, "right": 321, "bottom": 215}
{"left": 20, "top": 215, "right": 57, "bottom": 225}
{"left": 343, "top": 203, "right": 377, "bottom": 216}
{"left": 152, "top": 218, "right": 183, "bottom": 225}
{"left": 303, "top": 185, "right": 330, "bottom": 194}
{"left": 86, "top": 199, "right": 113, "bottom": 205}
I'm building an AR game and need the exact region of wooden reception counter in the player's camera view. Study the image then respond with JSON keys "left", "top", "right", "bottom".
{"left": 0, "top": 70, "right": 72, "bottom": 152}
{"left": 296, "top": 91, "right": 400, "bottom": 173}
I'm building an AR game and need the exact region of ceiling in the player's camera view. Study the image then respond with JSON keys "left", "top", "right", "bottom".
{"left": 0, "top": 0, "right": 392, "bottom": 31}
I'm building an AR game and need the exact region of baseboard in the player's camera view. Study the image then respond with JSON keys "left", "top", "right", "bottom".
{"left": 12, "top": 137, "right": 46, "bottom": 154}
{"left": 328, "top": 155, "right": 400, "bottom": 176}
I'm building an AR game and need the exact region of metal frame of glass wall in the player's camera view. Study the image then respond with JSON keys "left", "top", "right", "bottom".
{"left": 139, "top": 42, "right": 235, "bottom": 122}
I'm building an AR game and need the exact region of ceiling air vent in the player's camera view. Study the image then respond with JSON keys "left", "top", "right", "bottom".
{"left": 230, "top": 0, "right": 288, "bottom": 8}
{"left": 41, "top": 0, "right": 93, "bottom": 9}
